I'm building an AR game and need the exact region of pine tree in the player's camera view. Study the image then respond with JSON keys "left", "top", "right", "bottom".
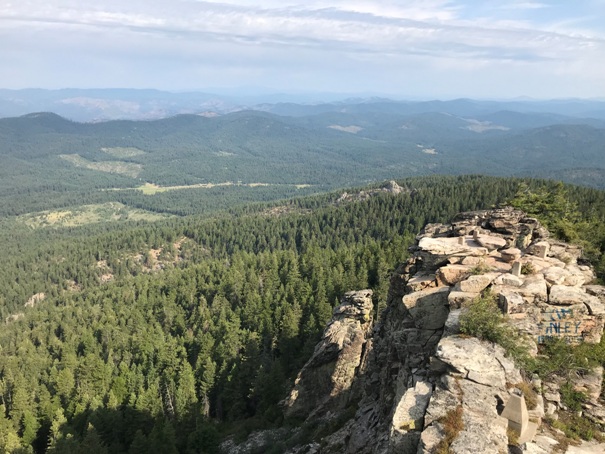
{"left": 78, "top": 424, "right": 108, "bottom": 454}
{"left": 128, "top": 429, "right": 149, "bottom": 454}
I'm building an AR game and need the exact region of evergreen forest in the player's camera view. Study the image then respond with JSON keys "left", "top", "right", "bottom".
{"left": 1, "top": 175, "right": 605, "bottom": 453}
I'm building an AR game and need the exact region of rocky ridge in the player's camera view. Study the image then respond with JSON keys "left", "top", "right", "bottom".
{"left": 224, "top": 208, "right": 605, "bottom": 453}
{"left": 336, "top": 180, "right": 410, "bottom": 204}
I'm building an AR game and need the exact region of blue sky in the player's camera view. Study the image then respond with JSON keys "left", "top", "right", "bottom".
{"left": 1, "top": 0, "right": 604, "bottom": 98}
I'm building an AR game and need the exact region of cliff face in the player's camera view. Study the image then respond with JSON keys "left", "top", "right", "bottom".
{"left": 224, "top": 208, "right": 605, "bottom": 454}
{"left": 313, "top": 208, "right": 538, "bottom": 453}
{"left": 283, "top": 290, "right": 374, "bottom": 420}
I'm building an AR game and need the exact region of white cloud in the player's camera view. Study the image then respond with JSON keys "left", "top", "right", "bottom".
{"left": 0, "top": 1, "right": 603, "bottom": 97}
{"left": 5, "top": 1, "right": 598, "bottom": 60}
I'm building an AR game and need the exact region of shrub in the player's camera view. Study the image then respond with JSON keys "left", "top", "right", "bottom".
{"left": 459, "top": 292, "right": 534, "bottom": 372}
{"left": 560, "top": 382, "right": 587, "bottom": 412}
{"left": 468, "top": 260, "right": 493, "bottom": 275}
{"left": 552, "top": 413, "right": 595, "bottom": 441}
{"left": 460, "top": 291, "right": 507, "bottom": 344}
{"left": 521, "top": 262, "right": 536, "bottom": 275}
{"left": 525, "top": 337, "right": 605, "bottom": 380}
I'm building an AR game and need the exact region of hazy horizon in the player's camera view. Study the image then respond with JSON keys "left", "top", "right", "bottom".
{"left": 2, "top": 87, "right": 605, "bottom": 104}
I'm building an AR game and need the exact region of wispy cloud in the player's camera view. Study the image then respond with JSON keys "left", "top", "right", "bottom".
{"left": 3, "top": 1, "right": 600, "bottom": 60}
{"left": 0, "top": 1, "right": 603, "bottom": 97}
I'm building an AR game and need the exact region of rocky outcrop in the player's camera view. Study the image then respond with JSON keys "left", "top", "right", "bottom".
{"left": 384, "top": 180, "right": 405, "bottom": 195}
{"left": 410, "top": 207, "right": 603, "bottom": 347}
{"left": 283, "top": 290, "right": 374, "bottom": 420}
{"left": 25, "top": 292, "right": 45, "bottom": 308}
{"left": 312, "top": 209, "right": 584, "bottom": 453}
{"left": 221, "top": 428, "right": 293, "bottom": 454}
{"left": 336, "top": 181, "right": 411, "bottom": 204}
{"left": 322, "top": 208, "right": 604, "bottom": 453}
{"left": 224, "top": 208, "right": 605, "bottom": 454}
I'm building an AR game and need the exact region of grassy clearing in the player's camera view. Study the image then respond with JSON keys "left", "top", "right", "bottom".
{"left": 132, "top": 181, "right": 288, "bottom": 195}
{"left": 328, "top": 125, "right": 363, "bottom": 133}
{"left": 136, "top": 182, "right": 236, "bottom": 194}
{"left": 136, "top": 183, "right": 170, "bottom": 194}
{"left": 106, "top": 182, "right": 313, "bottom": 195}
{"left": 59, "top": 154, "right": 143, "bottom": 178}
{"left": 100, "top": 147, "right": 146, "bottom": 158}
{"left": 17, "top": 202, "right": 171, "bottom": 229}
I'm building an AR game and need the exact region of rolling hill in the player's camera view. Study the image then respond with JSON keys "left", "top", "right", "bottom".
{"left": 0, "top": 106, "right": 604, "bottom": 218}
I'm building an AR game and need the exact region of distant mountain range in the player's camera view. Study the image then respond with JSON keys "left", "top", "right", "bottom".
{"left": 2, "top": 88, "right": 605, "bottom": 122}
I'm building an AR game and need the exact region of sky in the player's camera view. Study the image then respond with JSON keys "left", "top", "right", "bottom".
{"left": 1, "top": 0, "right": 604, "bottom": 99}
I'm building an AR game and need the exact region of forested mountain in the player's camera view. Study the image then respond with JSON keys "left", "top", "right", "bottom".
{"left": 1, "top": 107, "right": 604, "bottom": 219}
{"left": 1, "top": 176, "right": 605, "bottom": 453}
